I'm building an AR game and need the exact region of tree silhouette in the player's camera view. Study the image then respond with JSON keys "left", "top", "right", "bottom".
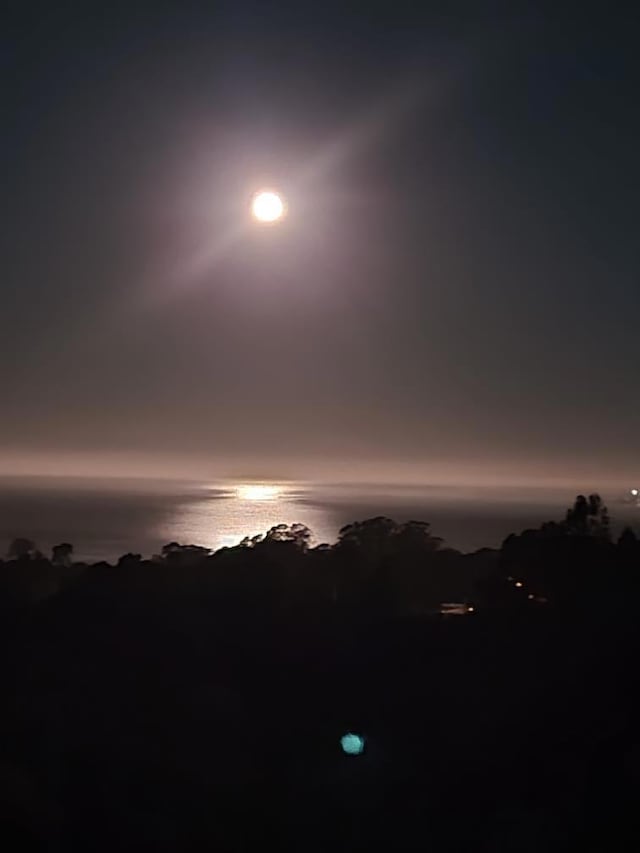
{"left": 394, "top": 519, "right": 444, "bottom": 554}
{"left": 565, "top": 494, "right": 611, "bottom": 540}
{"left": 337, "top": 516, "right": 398, "bottom": 559}
{"left": 618, "top": 526, "right": 638, "bottom": 548}
{"left": 117, "top": 552, "right": 142, "bottom": 566}
{"left": 51, "top": 542, "right": 74, "bottom": 567}
{"left": 264, "top": 523, "right": 312, "bottom": 549}
{"left": 333, "top": 517, "right": 452, "bottom": 611}
{"left": 161, "top": 542, "right": 211, "bottom": 562}
{"left": 8, "top": 537, "right": 36, "bottom": 560}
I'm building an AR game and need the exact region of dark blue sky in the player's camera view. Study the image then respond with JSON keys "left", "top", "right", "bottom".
{"left": 2, "top": 1, "right": 638, "bottom": 486}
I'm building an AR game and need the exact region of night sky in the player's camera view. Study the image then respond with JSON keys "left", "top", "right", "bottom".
{"left": 2, "top": 2, "right": 638, "bottom": 486}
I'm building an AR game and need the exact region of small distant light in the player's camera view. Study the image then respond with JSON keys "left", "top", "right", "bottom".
{"left": 631, "top": 489, "right": 639, "bottom": 497}
{"left": 528, "top": 594, "right": 534, "bottom": 600}
{"left": 467, "top": 605, "right": 475, "bottom": 613}
{"left": 515, "top": 581, "right": 523, "bottom": 588}
{"left": 340, "top": 733, "right": 365, "bottom": 756}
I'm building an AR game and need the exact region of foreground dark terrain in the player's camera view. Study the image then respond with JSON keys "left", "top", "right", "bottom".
{"left": 1, "top": 496, "right": 639, "bottom": 851}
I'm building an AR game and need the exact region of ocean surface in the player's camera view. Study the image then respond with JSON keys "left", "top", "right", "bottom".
{"left": 0, "top": 476, "right": 638, "bottom": 563}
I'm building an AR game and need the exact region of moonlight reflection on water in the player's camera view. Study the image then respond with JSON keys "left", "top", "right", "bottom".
{"left": 165, "top": 482, "right": 336, "bottom": 551}
{"left": 1, "top": 479, "right": 637, "bottom": 562}
{"left": 163, "top": 482, "right": 640, "bottom": 556}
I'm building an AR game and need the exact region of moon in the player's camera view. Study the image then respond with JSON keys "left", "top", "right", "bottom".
{"left": 251, "top": 190, "right": 286, "bottom": 223}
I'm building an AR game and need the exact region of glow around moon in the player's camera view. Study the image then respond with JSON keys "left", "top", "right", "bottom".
{"left": 251, "top": 190, "right": 286, "bottom": 223}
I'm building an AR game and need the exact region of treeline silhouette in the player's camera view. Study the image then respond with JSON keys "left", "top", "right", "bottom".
{"left": 0, "top": 495, "right": 639, "bottom": 851}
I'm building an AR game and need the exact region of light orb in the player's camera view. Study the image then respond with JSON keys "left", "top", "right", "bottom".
{"left": 340, "top": 732, "right": 365, "bottom": 756}
{"left": 251, "top": 190, "right": 285, "bottom": 223}
{"left": 631, "top": 488, "right": 639, "bottom": 497}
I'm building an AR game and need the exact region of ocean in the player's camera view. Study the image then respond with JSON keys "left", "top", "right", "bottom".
{"left": 0, "top": 476, "right": 637, "bottom": 563}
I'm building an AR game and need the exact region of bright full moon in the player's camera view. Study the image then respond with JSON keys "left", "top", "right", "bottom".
{"left": 251, "top": 190, "right": 285, "bottom": 223}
